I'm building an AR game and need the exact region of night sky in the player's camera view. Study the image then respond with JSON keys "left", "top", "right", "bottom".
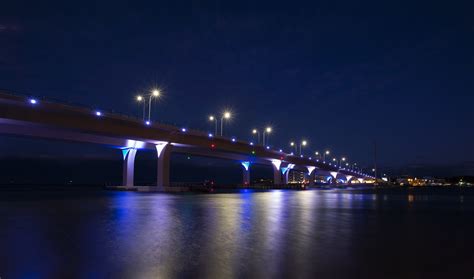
{"left": 1, "top": 0, "right": 473, "bottom": 177}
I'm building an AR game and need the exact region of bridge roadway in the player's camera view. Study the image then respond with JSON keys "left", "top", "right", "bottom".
{"left": 0, "top": 92, "right": 372, "bottom": 190}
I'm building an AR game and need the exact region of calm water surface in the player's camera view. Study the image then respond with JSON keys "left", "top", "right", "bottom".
{"left": 1, "top": 188, "right": 474, "bottom": 278}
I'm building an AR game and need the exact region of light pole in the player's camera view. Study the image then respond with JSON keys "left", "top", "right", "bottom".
{"left": 323, "top": 150, "right": 330, "bottom": 162}
{"left": 209, "top": 115, "right": 217, "bottom": 135}
{"left": 315, "top": 151, "right": 320, "bottom": 160}
{"left": 299, "top": 140, "right": 307, "bottom": 156}
{"left": 136, "top": 95, "right": 145, "bottom": 120}
{"left": 290, "top": 142, "right": 297, "bottom": 154}
{"left": 263, "top": 127, "right": 272, "bottom": 146}
{"left": 148, "top": 89, "right": 160, "bottom": 122}
{"left": 339, "top": 157, "right": 346, "bottom": 167}
{"left": 252, "top": 129, "right": 260, "bottom": 144}
{"left": 220, "top": 111, "right": 231, "bottom": 136}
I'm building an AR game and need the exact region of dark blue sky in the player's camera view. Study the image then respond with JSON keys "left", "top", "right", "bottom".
{"left": 1, "top": 0, "right": 473, "bottom": 175}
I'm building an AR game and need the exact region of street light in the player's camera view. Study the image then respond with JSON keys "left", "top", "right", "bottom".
{"left": 340, "top": 157, "right": 346, "bottom": 167}
{"left": 135, "top": 89, "right": 161, "bottom": 122}
{"left": 290, "top": 141, "right": 297, "bottom": 154}
{"left": 148, "top": 89, "right": 160, "bottom": 121}
{"left": 263, "top": 126, "right": 272, "bottom": 146}
{"left": 315, "top": 151, "right": 320, "bottom": 160}
{"left": 209, "top": 115, "right": 217, "bottom": 135}
{"left": 136, "top": 95, "right": 145, "bottom": 120}
{"left": 252, "top": 129, "right": 260, "bottom": 144}
{"left": 220, "top": 111, "right": 231, "bottom": 136}
{"left": 323, "top": 150, "right": 330, "bottom": 162}
{"left": 300, "top": 140, "right": 307, "bottom": 155}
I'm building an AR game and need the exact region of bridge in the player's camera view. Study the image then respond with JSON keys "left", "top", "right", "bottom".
{"left": 0, "top": 92, "right": 373, "bottom": 190}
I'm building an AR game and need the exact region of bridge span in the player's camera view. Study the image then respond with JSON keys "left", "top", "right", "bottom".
{"left": 0, "top": 92, "right": 373, "bottom": 190}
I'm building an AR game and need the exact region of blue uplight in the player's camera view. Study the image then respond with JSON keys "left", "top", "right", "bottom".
{"left": 231, "top": 138, "right": 236, "bottom": 142}
{"left": 208, "top": 133, "right": 213, "bottom": 138}
{"left": 95, "top": 111, "right": 102, "bottom": 116}
{"left": 266, "top": 146, "right": 270, "bottom": 149}
{"left": 279, "top": 149, "right": 283, "bottom": 152}
{"left": 29, "top": 99, "right": 37, "bottom": 104}
{"left": 181, "top": 128, "right": 187, "bottom": 132}
{"left": 250, "top": 142, "right": 254, "bottom": 145}
{"left": 145, "top": 121, "right": 151, "bottom": 125}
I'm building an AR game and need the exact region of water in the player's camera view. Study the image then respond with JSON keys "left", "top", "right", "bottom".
{"left": 1, "top": 188, "right": 473, "bottom": 278}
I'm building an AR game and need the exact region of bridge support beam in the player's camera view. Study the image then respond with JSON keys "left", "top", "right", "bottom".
{"left": 281, "top": 164, "right": 294, "bottom": 185}
{"left": 156, "top": 142, "right": 171, "bottom": 188}
{"left": 122, "top": 148, "right": 137, "bottom": 187}
{"left": 345, "top": 175, "right": 353, "bottom": 184}
{"left": 271, "top": 160, "right": 282, "bottom": 185}
{"left": 307, "top": 166, "right": 316, "bottom": 186}
{"left": 241, "top": 161, "right": 251, "bottom": 186}
{"left": 330, "top": 171, "right": 339, "bottom": 184}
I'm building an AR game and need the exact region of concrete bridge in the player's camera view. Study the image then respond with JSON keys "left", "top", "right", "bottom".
{"left": 0, "top": 92, "right": 373, "bottom": 190}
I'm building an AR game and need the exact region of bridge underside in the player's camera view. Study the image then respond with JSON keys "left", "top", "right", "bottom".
{"left": 0, "top": 113, "right": 368, "bottom": 189}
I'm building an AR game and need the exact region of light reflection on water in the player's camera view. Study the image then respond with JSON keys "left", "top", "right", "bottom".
{"left": 1, "top": 188, "right": 474, "bottom": 278}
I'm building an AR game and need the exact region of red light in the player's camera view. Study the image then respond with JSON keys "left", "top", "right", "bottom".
{"left": 211, "top": 144, "right": 215, "bottom": 148}
{"left": 280, "top": 156, "right": 284, "bottom": 160}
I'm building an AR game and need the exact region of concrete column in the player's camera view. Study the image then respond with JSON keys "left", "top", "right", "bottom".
{"left": 308, "top": 170, "right": 316, "bottom": 186}
{"left": 156, "top": 143, "right": 172, "bottom": 188}
{"left": 122, "top": 148, "right": 137, "bottom": 187}
{"left": 330, "top": 171, "right": 339, "bottom": 184}
{"left": 306, "top": 166, "right": 316, "bottom": 186}
{"left": 241, "top": 161, "right": 251, "bottom": 186}
{"left": 345, "top": 175, "right": 353, "bottom": 184}
{"left": 282, "top": 168, "right": 290, "bottom": 185}
{"left": 272, "top": 165, "right": 282, "bottom": 185}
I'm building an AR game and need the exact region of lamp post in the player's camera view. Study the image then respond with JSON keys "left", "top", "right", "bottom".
{"left": 315, "top": 151, "right": 320, "bottom": 160}
{"left": 290, "top": 142, "right": 297, "bottom": 154}
{"left": 209, "top": 115, "right": 217, "bottom": 135}
{"left": 220, "top": 111, "right": 231, "bottom": 136}
{"left": 339, "top": 157, "right": 346, "bottom": 167}
{"left": 300, "top": 140, "right": 307, "bottom": 156}
{"left": 148, "top": 89, "right": 160, "bottom": 122}
{"left": 323, "top": 150, "right": 330, "bottom": 162}
{"left": 136, "top": 95, "right": 145, "bottom": 120}
{"left": 252, "top": 129, "right": 260, "bottom": 144}
{"left": 263, "top": 127, "right": 272, "bottom": 146}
